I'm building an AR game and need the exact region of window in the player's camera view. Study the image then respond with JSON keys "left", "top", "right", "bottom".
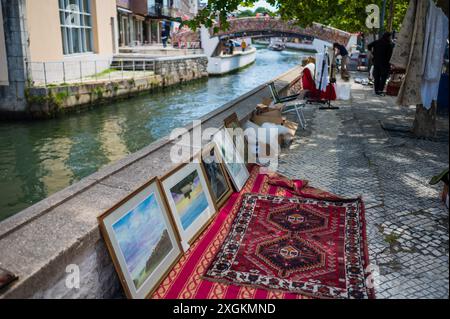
{"left": 59, "top": 0, "right": 93, "bottom": 55}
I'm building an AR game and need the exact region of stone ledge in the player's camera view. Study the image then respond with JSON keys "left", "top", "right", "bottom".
{"left": 0, "top": 65, "right": 301, "bottom": 298}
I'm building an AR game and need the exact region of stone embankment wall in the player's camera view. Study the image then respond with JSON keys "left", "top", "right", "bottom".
{"left": 3, "top": 55, "right": 209, "bottom": 119}
{"left": 0, "top": 65, "right": 301, "bottom": 299}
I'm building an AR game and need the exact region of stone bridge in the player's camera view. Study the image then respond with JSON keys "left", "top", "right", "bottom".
{"left": 174, "top": 17, "right": 352, "bottom": 47}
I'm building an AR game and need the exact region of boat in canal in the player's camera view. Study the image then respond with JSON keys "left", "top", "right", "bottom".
{"left": 207, "top": 46, "right": 257, "bottom": 75}
{"left": 268, "top": 43, "right": 286, "bottom": 51}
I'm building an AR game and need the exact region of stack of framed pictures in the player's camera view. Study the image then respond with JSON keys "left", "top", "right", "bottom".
{"left": 99, "top": 127, "right": 250, "bottom": 299}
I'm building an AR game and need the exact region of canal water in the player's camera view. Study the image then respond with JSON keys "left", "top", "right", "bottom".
{"left": 0, "top": 47, "right": 306, "bottom": 221}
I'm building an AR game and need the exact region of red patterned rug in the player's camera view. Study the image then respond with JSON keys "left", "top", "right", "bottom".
{"left": 203, "top": 193, "right": 374, "bottom": 299}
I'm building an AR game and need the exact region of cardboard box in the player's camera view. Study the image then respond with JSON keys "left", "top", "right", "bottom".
{"left": 256, "top": 104, "right": 269, "bottom": 114}
{"left": 282, "top": 120, "right": 299, "bottom": 137}
{"left": 262, "top": 109, "right": 282, "bottom": 118}
{"left": 261, "top": 97, "right": 273, "bottom": 106}
{"left": 255, "top": 104, "right": 283, "bottom": 115}
{"left": 251, "top": 113, "right": 286, "bottom": 126}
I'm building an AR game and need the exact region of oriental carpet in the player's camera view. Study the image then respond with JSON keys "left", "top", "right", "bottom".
{"left": 203, "top": 194, "right": 374, "bottom": 299}
{"left": 151, "top": 165, "right": 374, "bottom": 299}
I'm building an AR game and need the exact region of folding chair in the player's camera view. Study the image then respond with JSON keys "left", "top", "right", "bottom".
{"left": 267, "top": 82, "right": 307, "bottom": 129}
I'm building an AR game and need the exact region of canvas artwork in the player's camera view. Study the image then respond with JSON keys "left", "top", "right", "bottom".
{"left": 214, "top": 129, "right": 250, "bottom": 192}
{"left": 99, "top": 179, "right": 181, "bottom": 299}
{"left": 161, "top": 161, "right": 216, "bottom": 251}
{"left": 201, "top": 143, "right": 233, "bottom": 209}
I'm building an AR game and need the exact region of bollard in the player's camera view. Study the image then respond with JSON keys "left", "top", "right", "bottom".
{"left": 43, "top": 62, "right": 47, "bottom": 87}
{"left": 62, "top": 62, "right": 66, "bottom": 84}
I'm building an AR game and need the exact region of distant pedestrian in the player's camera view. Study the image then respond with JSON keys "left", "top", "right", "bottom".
{"left": 228, "top": 40, "right": 234, "bottom": 55}
{"left": 368, "top": 32, "right": 393, "bottom": 95}
{"left": 161, "top": 30, "right": 168, "bottom": 48}
{"left": 333, "top": 42, "right": 349, "bottom": 77}
{"left": 241, "top": 40, "right": 247, "bottom": 52}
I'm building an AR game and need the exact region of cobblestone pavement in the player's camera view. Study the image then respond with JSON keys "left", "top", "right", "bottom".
{"left": 278, "top": 76, "right": 449, "bottom": 299}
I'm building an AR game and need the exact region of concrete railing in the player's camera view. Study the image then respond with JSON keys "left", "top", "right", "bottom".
{"left": 0, "top": 64, "right": 302, "bottom": 299}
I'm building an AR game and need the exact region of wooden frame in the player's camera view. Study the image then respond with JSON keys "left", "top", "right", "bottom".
{"left": 213, "top": 128, "right": 250, "bottom": 192}
{"left": 201, "top": 142, "right": 234, "bottom": 210}
{"left": 98, "top": 177, "right": 182, "bottom": 299}
{"left": 224, "top": 112, "right": 249, "bottom": 165}
{"left": 159, "top": 155, "right": 217, "bottom": 251}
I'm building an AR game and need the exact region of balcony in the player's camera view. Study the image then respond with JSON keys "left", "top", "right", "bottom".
{"left": 130, "top": 0, "right": 149, "bottom": 16}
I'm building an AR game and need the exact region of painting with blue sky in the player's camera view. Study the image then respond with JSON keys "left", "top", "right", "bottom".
{"left": 170, "top": 170, "right": 209, "bottom": 230}
{"left": 112, "top": 193, "right": 173, "bottom": 290}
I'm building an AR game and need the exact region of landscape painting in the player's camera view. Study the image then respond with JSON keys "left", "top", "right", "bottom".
{"left": 169, "top": 170, "right": 209, "bottom": 230}
{"left": 112, "top": 193, "right": 173, "bottom": 291}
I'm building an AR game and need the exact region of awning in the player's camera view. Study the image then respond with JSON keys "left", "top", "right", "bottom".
{"left": 117, "top": 7, "right": 132, "bottom": 14}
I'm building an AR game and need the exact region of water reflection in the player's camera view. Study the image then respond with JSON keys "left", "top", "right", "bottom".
{"left": 0, "top": 48, "right": 305, "bottom": 221}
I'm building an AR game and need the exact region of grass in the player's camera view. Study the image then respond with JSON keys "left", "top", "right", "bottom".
{"left": 88, "top": 68, "right": 116, "bottom": 79}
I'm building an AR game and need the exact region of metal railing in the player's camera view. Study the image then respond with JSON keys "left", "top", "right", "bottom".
{"left": 26, "top": 59, "right": 155, "bottom": 87}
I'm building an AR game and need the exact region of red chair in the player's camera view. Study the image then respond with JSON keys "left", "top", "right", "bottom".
{"left": 302, "top": 67, "right": 336, "bottom": 101}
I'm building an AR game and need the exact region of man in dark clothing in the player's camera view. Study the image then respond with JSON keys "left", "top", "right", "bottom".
{"left": 368, "top": 32, "right": 394, "bottom": 95}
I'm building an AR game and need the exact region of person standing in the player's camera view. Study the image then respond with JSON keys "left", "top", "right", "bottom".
{"left": 161, "top": 30, "right": 168, "bottom": 48}
{"left": 228, "top": 40, "right": 234, "bottom": 55}
{"left": 333, "top": 42, "right": 350, "bottom": 81}
{"left": 241, "top": 39, "right": 247, "bottom": 52}
{"left": 368, "top": 32, "right": 394, "bottom": 95}
{"left": 333, "top": 42, "right": 349, "bottom": 71}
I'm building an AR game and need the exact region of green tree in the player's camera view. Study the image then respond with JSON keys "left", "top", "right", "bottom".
{"left": 254, "top": 6, "right": 275, "bottom": 16}
{"left": 185, "top": 0, "right": 409, "bottom": 33}
{"left": 237, "top": 9, "right": 255, "bottom": 17}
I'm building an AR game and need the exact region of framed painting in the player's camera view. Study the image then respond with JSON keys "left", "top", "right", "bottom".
{"left": 160, "top": 159, "right": 216, "bottom": 251}
{"left": 201, "top": 142, "right": 233, "bottom": 209}
{"left": 213, "top": 129, "right": 250, "bottom": 192}
{"left": 224, "top": 112, "right": 249, "bottom": 164}
{"left": 98, "top": 178, "right": 182, "bottom": 299}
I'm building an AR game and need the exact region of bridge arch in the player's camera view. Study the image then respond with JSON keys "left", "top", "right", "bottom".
{"left": 173, "top": 17, "right": 352, "bottom": 48}
{"left": 212, "top": 17, "right": 352, "bottom": 46}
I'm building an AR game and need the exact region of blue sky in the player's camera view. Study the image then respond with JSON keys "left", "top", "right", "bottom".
{"left": 112, "top": 193, "right": 167, "bottom": 280}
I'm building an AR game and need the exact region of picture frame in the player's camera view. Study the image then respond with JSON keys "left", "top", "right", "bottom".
{"left": 160, "top": 158, "right": 217, "bottom": 251}
{"left": 201, "top": 142, "right": 234, "bottom": 209}
{"left": 98, "top": 178, "right": 182, "bottom": 299}
{"left": 224, "top": 112, "right": 249, "bottom": 165}
{"left": 213, "top": 129, "right": 250, "bottom": 192}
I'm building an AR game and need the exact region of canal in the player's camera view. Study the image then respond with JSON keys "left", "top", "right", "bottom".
{"left": 0, "top": 47, "right": 306, "bottom": 221}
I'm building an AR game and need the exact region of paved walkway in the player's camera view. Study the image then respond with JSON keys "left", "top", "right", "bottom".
{"left": 278, "top": 76, "right": 449, "bottom": 299}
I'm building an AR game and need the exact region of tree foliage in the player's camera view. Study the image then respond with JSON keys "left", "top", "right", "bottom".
{"left": 236, "top": 6, "right": 276, "bottom": 18}
{"left": 237, "top": 9, "right": 255, "bottom": 17}
{"left": 185, "top": 0, "right": 410, "bottom": 33}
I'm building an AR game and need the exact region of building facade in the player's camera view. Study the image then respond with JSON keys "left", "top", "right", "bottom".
{"left": 117, "top": 0, "right": 199, "bottom": 47}
{"left": 0, "top": 0, "right": 119, "bottom": 115}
